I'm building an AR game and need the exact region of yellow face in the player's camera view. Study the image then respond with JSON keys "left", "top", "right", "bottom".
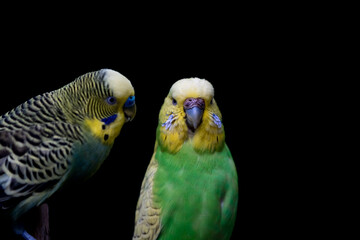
{"left": 83, "top": 69, "right": 136, "bottom": 145}
{"left": 158, "top": 78, "right": 224, "bottom": 153}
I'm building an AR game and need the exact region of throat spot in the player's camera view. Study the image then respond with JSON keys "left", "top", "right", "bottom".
{"left": 104, "top": 134, "right": 109, "bottom": 141}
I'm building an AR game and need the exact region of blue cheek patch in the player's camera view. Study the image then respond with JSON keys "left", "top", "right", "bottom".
{"left": 101, "top": 114, "right": 118, "bottom": 125}
{"left": 124, "top": 96, "right": 135, "bottom": 108}
{"left": 162, "top": 113, "right": 174, "bottom": 130}
{"left": 212, "top": 113, "right": 222, "bottom": 128}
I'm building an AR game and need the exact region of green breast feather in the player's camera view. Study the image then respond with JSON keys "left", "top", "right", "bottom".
{"left": 153, "top": 141, "right": 238, "bottom": 240}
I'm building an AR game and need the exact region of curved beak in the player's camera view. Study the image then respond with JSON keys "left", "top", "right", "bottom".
{"left": 185, "top": 107, "right": 204, "bottom": 130}
{"left": 123, "top": 95, "right": 136, "bottom": 122}
{"left": 124, "top": 104, "right": 136, "bottom": 122}
{"left": 184, "top": 97, "right": 205, "bottom": 131}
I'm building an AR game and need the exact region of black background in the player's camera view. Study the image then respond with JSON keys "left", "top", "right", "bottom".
{"left": 0, "top": 12, "right": 313, "bottom": 239}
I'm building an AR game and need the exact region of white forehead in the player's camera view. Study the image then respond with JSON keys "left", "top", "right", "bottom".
{"left": 170, "top": 78, "right": 214, "bottom": 100}
{"left": 101, "top": 69, "right": 134, "bottom": 97}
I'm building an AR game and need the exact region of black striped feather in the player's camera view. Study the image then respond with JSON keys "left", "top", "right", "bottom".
{"left": 0, "top": 92, "right": 82, "bottom": 212}
{"left": 0, "top": 69, "right": 120, "bottom": 219}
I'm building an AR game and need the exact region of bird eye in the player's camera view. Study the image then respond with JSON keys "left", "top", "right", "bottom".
{"left": 106, "top": 96, "right": 117, "bottom": 105}
{"left": 210, "top": 98, "right": 214, "bottom": 105}
{"left": 172, "top": 98, "right": 177, "bottom": 105}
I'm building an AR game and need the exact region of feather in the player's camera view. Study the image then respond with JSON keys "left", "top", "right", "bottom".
{"left": 0, "top": 69, "right": 135, "bottom": 239}
{"left": 133, "top": 78, "right": 238, "bottom": 240}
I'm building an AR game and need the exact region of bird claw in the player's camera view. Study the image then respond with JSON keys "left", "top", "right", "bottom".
{"left": 21, "top": 230, "right": 37, "bottom": 240}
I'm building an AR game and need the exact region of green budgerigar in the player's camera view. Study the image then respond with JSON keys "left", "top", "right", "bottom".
{"left": 133, "top": 78, "right": 238, "bottom": 240}
{"left": 0, "top": 69, "right": 136, "bottom": 239}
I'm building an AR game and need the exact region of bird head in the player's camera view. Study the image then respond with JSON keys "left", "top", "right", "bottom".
{"left": 99, "top": 69, "right": 136, "bottom": 123}
{"left": 58, "top": 69, "right": 136, "bottom": 145}
{"left": 157, "top": 78, "right": 224, "bottom": 153}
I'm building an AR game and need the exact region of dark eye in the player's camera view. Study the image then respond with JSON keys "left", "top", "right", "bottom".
{"left": 210, "top": 98, "right": 214, "bottom": 105}
{"left": 172, "top": 98, "right": 177, "bottom": 105}
{"left": 106, "top": 96, "right": 117, "bottom": 105}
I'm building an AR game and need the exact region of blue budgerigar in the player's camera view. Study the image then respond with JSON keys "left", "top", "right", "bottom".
{"left": 0, "top": 69, "right": 136, "bottom": 239}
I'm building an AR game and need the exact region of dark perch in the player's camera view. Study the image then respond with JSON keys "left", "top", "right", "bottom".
{"left": 30, "top": 203, "right": 50, "bottom": 240}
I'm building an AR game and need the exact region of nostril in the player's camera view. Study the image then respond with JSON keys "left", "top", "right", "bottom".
{"left": 184, "top": 98, "right": 205, "bottom": 110}
{"left": 184, "top": 98, "right": 194, "bottom": 109}
{"left": 199, "top": 101, "right": 205, "bottom": 108}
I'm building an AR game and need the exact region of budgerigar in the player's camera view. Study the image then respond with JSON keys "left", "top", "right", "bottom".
{"left": 0, "top": 69, "right": 136, "bottom": 239}
{"left": 133, "top": 78, "right": 238, "bottom": 240}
